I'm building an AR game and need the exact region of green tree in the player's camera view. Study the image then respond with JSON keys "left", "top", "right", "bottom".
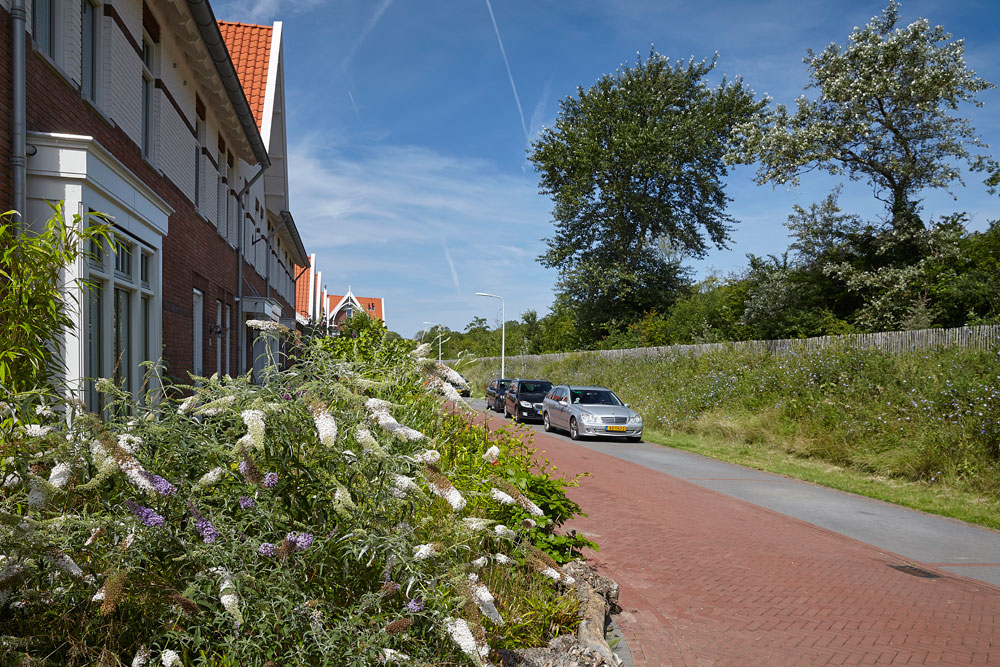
{"left": 733, "top": 1, "right": 994, "bottom": 232}
{"left": 530, "top": 48, "right": 763, "bottom": 340}
{"left": 0, "top": 206, "right": 109, "bottom": 394}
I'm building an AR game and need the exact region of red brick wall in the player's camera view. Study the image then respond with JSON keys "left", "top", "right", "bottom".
{"left": 11, "top": 19, "right": 292, "bottom": 383}
{"left": 0, "top": 10, "right": 14, "bottom": 210}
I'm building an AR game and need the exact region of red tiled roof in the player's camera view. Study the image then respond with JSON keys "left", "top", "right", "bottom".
{"left": 218, "top": 21, "right": 272, "bottom": 130}
{"left": 294, "top": 263, "right": 311, "bottom": 317}
{"left": 329, "top": 295, "right": 385, "bottom": 324}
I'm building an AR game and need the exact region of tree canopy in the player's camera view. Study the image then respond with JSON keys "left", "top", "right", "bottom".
{"left": 731, "top": 1, "right": 994, "bottom": 229}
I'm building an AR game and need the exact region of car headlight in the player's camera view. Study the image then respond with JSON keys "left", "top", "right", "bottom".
{"left": 580, "top": 412, "right": 601, "bottom": 424}
{"left": 519, "top": 400, "right": 533, "bottom": 409}
{"left": 628, "top": 414, "right": 642, "bottom": 424}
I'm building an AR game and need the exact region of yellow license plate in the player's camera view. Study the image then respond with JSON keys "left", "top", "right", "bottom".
{"left": 606, "top": 425, "right": 626, "bottom": 432}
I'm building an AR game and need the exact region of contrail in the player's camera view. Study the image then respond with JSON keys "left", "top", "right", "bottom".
{"left": 441, "top": 237, "right": 461, "bottom": 294}
{"left": 347, "top": 90, "right": 359, "bottom": 116}
{"left": 484, "top": 0, "right": 529, "bottom": 142}
{"left": 342, "top": 0, "right": 395, "bottom": 71}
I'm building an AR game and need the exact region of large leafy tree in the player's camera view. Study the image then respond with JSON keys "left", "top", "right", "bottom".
{"left": 529, "top": 49, "right": 764, "bottom": 340}
{"left": 732, "top": 1, "right": 994, "bottom": 230}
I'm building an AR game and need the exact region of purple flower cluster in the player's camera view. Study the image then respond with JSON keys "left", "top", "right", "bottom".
{"left": 258, "top": 542, "right": 277, "bottom": 557}
{"left": 146, "top": 473, "right": 177, "bottom": 496}
{"left": 125, "top": 499, "right": 165, "bottom": 528}
{"left": 238, "top": 495, "right": 255, "bottom": 509}
{"left": 196, "top": 518, "right": 219, "bottom": 544}
{"left": 285, "top": 531, "right": 314, "bottom": 551}
{"left": 263, "top": 472, "right": 278, "bottom": 488}
{"left": 406, "top": 598, "right": 425, "bottom": 613}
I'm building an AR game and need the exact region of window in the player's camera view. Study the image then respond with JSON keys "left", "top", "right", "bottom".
{"left": 192, "top": 288, "right": 203, "bottom": 378}
{"left": 224, "top": 304, "right": 231, "bottom": 376}
{"left": 114, "top": 237, "right": 132, "bottom": 278}
{"left": 194, "top": 117, "right": 203, "bottom": 209}
{"left": 141, "top": 35, "right": 155, "bottom": 159}
{"left": 33, "top": 0, "right": 56, "bottom": 57}
{"left": 215, "top": 299, "right": 223, "bottom": 377}
{"left": 85, "top": 225, "right": 157, "bottom": 411}
{"left": 81, "top": 0, "right": 98, "bottom": 100}
{"left": 368, "top": 303, "right": 375, "bottom": 311}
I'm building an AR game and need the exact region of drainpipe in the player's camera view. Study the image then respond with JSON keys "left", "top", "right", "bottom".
{"left": 235, "top": 166, "right": 266, "bottom": 375}
{"left": 11, "top": 0, "right": 27, "bottom": 224}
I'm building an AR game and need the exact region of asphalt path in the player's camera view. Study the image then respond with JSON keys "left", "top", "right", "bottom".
{"left": 468, "top": 398, "right": 1000, "bottom": 588}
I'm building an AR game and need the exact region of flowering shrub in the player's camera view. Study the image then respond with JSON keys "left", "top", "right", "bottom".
{"left": 0, "top": 327, "right": 586, "bottom": 665}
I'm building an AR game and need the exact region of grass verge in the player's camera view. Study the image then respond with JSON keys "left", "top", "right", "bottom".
{"left": 643, "top": 428, "right": 1000, "bottom": 532}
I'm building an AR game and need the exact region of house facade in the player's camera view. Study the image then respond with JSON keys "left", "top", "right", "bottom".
{"left": 1, "top": 0, "right": 307, "bottom": 408}
{"left": 327, "top": 287, "right": 385, "bottom": 330}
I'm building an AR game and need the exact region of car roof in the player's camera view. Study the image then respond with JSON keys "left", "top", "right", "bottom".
{"left": 514, "top": 379, "right": 550, "bottom": 384}
{"left": 567, "top": 385, "right": 612, "bottom": 391}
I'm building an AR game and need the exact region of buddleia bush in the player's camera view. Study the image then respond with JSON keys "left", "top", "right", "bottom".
{"left": 0, "top": 325, "right": 589, "bottom": 666}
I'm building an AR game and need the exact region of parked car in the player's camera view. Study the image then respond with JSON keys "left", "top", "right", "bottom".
{"left": 542, "top": 385, "right": 642, "bottom": 442}
{"left": 503, "top": 379, "right": 553, "bottom": 423}
{"left": 454, "top": 372, "right": 471, "bottom": 397}
{"left": 485, "top": 378, "right": 512, "bottom": 412}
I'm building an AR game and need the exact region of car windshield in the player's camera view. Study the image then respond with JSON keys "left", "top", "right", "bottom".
{"left": 569, "top": 389, "right": 623, "bottom": 406}
{"left": 497, "top": 381, "right": 508, "bottom": 390}
{"left": 520, "top": 382, "right": 551, "bottom": 394}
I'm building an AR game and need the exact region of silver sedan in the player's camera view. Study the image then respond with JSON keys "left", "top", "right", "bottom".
{"left": 542, "top": 385, "right": 642, "bottom": 442}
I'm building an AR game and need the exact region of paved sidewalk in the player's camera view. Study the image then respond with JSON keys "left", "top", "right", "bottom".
{"left": 476, "top": 407, "right": 1000, "bottom": 666}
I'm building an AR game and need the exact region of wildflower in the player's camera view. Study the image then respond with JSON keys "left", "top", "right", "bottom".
{"left": 444, "top": 617, "right": 488, "bottom": 662}
{"left": 188, "top": 502, "right": 218, "bottom": 543}
{"left": 286, "top": 532, "right": 314, "bottom": 551}
{"left": 493, "top": 525, "right": 516, "bottom": 540}
{"left": 410, "top": 342, "right": 431, "bottom": 358}
{"left": 263, "top": 472, "right": 278, "bottom": 488}
{"left": 146, "top": 473, "right": 177, "bottom": 496}
{"left": 239, "top": 457, "right": 262, "bottom": 485}
{"left": 490, "top": 488, "right": 515, "bottom": 505}
{"left": 413, "top": 449, "right": 440, "bottom": 464}
{"left": 35, "top": 404, "right": 55, "bottom": 417}
{"left": 406, "top": 597, "right": 425, "bottom": 613}
{"left": 471, "top": 556, "right": 488, "bottom": 568}
{"left": 380, "top": 580, "right": 401, "bottom": 598}
{"left": 365, "top": 398, "right": 426, "bottom": 441}
{"left": 246, "top": 319, "right": 289, "bottom": 333}
{"left": 241, "top": 409, "right": 266, "bottom": 449}
{"left": 47, "top": 550, "right": 87, "bottom": 579}
{"left": 195, "top": 467, "right": 226, "bottom": 489}
{"left": 382, "top": 648, "right": 410, "bottom": 662}
{"left": 27, "top": 481, "right": 46, "bottom": 508}
{"left": 238, "top": 495, "right": 255, "bottom": 509}
{"left": 412, "top": 543, "right": 437, "bottom": 560}
{"left": 258, "top": 542, "right": 277, "bottom": 557}
{"left": 25, "top": 424, "right": 53, "bottom": 437}
{"left": 424, "top": 466, "right": 466, "bottom": 511}
{"left": 125, "top": 500, "right": 165, "bottom": 528}
{"left": 214, "top": 568, "right": 244, "bottom": 628}
{"left": 160, "top": 649, "right": 182, "bottom": 666}
{"left": 384, "top": 617, "right": 413, "bottom": 634}
{"left": 462, "top": 517, "right": 491, "bottom": 532}
{"left": 391, "top": 474, "right": 419, "bottom": 498}
{"left": 309, "top": 401, "right": 338, "bottom": 446}
{"left": 482, "top": 446, "right": 500, "bottom": 464}
{"left": 467, "top": 573, "right": 503, "bottom": 624}
{"left": 521, "top": 518, "right": 537, "bottom": 529}
{"left": 177, "top": 395, "right": 199, "bottom": 414}
{"left": 196, "top": 394, "right": 235, "bottom": 416}
{"left": 494, "top": 553, "right": 513, "bottom": 565}
{"left": 131, "top": 646, "right": 150, "bottom": 667}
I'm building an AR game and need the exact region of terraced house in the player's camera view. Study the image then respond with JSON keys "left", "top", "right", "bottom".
{"left": 0, "top": 0, "right": 308, "bottom": 407}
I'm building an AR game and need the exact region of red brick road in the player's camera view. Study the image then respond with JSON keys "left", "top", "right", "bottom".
{"left": 483, "top": 413, "right": 1000, "bottom": 666}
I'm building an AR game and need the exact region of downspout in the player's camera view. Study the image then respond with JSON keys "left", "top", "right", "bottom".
{"left": 235, "top": 166, "right": 266, "bottom": 375}
{"left": 11, "top": 0, "right": 27, "bottom": 224}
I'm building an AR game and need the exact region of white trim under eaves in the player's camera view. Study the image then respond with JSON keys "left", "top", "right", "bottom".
{"left": 260, "top": 21, "right": 282, "bottom": 153}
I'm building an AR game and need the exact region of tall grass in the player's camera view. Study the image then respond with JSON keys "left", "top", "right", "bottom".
{"left": 461, "top": 342, "right": 1000, "bottom": 501}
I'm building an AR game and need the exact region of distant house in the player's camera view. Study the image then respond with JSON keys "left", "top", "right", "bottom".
{"left": 1, "top": 0, "right": 307, "bottom": 406}
{"left": 293, "top": 253, "right": 328, "bottom": 326}
{"left": 327, "top": 287, "right": 385, "bottom": 330}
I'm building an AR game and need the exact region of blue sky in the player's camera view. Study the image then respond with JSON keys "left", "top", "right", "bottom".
{"left": 215, "top": 0, "right": 1000, "bottom": 338}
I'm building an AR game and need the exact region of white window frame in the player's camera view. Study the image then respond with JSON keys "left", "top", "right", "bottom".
{"left": 80, "top": 0, "right": 101, "bottom": 102}
{"left": 192, "top": 288, "right": 204, "bottom": 379}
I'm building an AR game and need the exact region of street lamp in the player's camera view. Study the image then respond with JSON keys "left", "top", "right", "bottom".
{"left": 475, "top": 292, "right": 504, "bottom": 379}
{"left": 423, "top": 322, "right": 449, "bottom": 361}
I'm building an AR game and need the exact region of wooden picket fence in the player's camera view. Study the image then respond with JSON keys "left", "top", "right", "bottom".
{"left": 468, "top": 324, "right": 1000, "bottom": 368}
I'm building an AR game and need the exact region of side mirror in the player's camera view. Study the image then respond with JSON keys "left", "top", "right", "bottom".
{"left": 559, "top": 399, "right": 568, "bottom": 406}
{"left": 624, "top": 403, "right": 630, "bottom": 408}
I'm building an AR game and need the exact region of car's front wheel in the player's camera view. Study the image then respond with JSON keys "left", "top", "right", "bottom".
{"left": 569, "top": 417, "right": 580, "bottom": 441}
{"left": 543, "top": 412, "right": 553, "bottom": 432}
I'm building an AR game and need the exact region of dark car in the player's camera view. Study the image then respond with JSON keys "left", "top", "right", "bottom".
{"left": 503, "top": 379, "right": 553, "bottom": 423}
{"left": 485, "top": 378, "right": 512, "bottom": 412}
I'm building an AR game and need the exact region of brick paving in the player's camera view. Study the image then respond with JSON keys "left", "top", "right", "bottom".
{"left": 481, "top": 412, "right": 1000, "bottom": 666}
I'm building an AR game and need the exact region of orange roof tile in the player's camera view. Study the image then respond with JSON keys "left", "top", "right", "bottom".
{"left": 329, "top": 294, "right": 385, "bottom": 324}
{"left": 218, "top": 21, "right": 273, "bottom": 130}
{"left": 294, "top": 263, "right": 311, "bottom": 317}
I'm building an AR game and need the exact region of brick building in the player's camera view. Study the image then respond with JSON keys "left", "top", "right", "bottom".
{"left": 327, "top": 287, "right": 385, "bottom": 330}
{"left": 1, "top": 0, "right": 308, "bottom": 408}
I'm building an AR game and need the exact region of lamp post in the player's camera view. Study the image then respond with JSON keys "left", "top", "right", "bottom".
{"left": 475, "top": 292, "right": 504, "bottom": 379}
{"left": 423, "top": 322, "right": 449, "bottom": 361}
